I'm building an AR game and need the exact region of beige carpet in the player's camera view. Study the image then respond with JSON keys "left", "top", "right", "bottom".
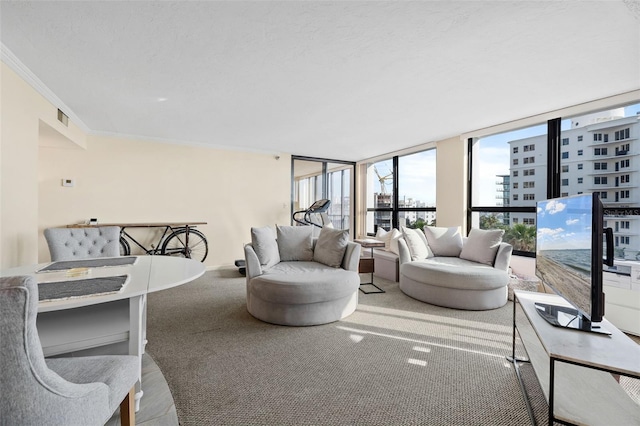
{"left": 145, "top": 269, "right": 637, "bottom": 425}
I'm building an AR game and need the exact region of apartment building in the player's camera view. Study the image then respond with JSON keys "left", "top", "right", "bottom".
{"left": 508, "top": 109, "right": 640, "bottom": 258}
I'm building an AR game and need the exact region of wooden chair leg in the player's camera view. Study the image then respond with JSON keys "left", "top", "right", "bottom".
{"left": 120, "top": 387, "right": 136, "bottom": 426}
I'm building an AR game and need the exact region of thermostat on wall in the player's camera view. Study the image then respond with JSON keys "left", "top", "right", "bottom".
{"left": 89, "top": 218, "right": 98, "bottom": 225}
{"left": 61, "top": 178, "right": 75, "bottom": 187}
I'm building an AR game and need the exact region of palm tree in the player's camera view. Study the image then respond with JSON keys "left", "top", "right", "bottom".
{"left": 480, "top": 214, "right": 504, "bottom": 230}
{"left": 504, "top": 223, "right": 536, "bottom": 252}
{"left": 408, "top": 218, "right": 426, "bottom": 230}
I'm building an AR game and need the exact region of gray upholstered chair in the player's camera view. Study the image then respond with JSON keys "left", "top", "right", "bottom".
{"left": 0, "top": 275, "right": 139, "bottom": 425}
{"left": 44, "top": 226, "right": 121, "bottom": 261}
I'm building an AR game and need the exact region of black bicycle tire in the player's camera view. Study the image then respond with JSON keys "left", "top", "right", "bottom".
{"left": 119, "top": 237, "right": 131, "bottom": 256}
{"left": 160, "top": 228, "right": 208, "bottom": 262}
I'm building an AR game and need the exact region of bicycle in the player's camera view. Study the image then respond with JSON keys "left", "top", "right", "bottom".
{"left": 117, "top": 223, "right": 208, "bottom": 262}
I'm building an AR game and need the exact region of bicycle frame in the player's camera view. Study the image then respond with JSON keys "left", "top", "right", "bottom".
{"left": 120, "top": 225, "right": 191, "bottom": 256}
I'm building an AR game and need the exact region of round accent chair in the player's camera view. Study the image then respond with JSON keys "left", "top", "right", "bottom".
{"left": 244, "top": 225, "right": 361, "bottom": 326}
{"left": 398, "top": 227, "right": 513, "bottom": 311}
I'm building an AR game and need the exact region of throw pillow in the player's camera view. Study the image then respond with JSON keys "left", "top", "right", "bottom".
{"left": 401, "top": 226, "right": 433, "bottom": 260}
{"left": 313, "top": 227, "right": 349, "bottom": 268}
{"left": 459, "top": 228, "right": 505, "bottom": 266}
{"left": 374, "top": 227, "right": 391, "bottom": 250}
{"left": 276, "top": 225, "right": 314, "bottom": 261}
{"left": 423, "top": 226, "right": 463, "bottom": 257}
{"left": 251, "top": 226, "right": 280, "bottom": 268}
{"left": 388, "top": 228, "right": 403, "bottom": 255}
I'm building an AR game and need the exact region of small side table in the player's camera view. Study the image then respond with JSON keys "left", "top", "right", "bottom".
{"left": 354, "top": 239, "right": 386, "bottom": 294}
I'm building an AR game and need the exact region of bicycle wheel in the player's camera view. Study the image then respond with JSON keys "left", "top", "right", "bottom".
{"left": 161, "top": 228, "right": 208, "bottom": 262}
{"left": 119, "top": 237, "right": 131, "bottom": 256}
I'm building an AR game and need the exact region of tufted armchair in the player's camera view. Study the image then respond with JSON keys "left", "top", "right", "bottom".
{"left": 0, "top": 275, "right": 139, "bottom": 425}
{"left": 44, "top": 226, "right": 121, "bottom": 261}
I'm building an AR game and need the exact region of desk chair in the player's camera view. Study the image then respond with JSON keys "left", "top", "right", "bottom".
{"left": 44, "top": 226, "right": 121, "bottom": 261}
{"left": 0, "top": 275, "right": 139, "bottom": 425}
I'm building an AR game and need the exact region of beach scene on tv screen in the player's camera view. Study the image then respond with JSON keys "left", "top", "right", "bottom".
{"left": 536, "top": 196, "right": 592, "bottom": 313}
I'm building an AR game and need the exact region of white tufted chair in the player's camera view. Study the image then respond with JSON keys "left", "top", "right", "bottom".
{"left": 44, "top": 226, "right": 121, "bottom": 261}
{"left": 0, "top": 275, "right": 139, "bottom": 425}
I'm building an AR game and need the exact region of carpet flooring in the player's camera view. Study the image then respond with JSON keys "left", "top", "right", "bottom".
{"left": 145, "top": 269, "right": 638, "bottom": 425}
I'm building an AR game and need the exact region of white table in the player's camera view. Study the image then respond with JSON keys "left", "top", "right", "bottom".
{"left": 1, "top": 256, "right": 205, "bottom": 410}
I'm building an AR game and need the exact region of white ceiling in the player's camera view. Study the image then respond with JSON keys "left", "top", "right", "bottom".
{"left": 1, "top": 1, "right": 639, "bottom": 162}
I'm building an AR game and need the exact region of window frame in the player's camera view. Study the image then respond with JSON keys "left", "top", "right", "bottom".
{"left": 291, "top": 155, "right": 356, "bottom": 231}
{"left": 467, "top": 118, "right": 561, "bottom": 257}
{"left": 366, "top": 149, "right": 437, "bottom": 233}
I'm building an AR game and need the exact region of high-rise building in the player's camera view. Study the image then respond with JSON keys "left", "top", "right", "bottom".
{"left": 508, "top": 110, "right": 640, "bottom": 258}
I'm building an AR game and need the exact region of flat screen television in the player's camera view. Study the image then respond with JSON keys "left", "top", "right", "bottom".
{"left": 535, "top": 192, "right": 613, "bottom": 335}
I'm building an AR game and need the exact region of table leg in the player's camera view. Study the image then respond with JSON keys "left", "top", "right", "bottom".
{"left": 359, "top": 247, "right": 385, "bottom": 294}
{"left": 129, "top": 295, "right": 146, "bottom": 411}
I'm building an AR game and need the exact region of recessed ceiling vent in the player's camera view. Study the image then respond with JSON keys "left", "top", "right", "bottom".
{"left": 57, "top": 109, "right": 68, "bottom": 127}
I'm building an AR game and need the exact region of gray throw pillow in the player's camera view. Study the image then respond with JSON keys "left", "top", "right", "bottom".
{"left": 277, "top": 225, "right": 314, "bottom": 261}
{"left": 251, "top": 226, "right": 280, "bottom": 268}
{"left": 401, "top": 226, "right": 433, "bottom": 260}
{"left": 313, "top": 227, "right": 349, "bottom": 267}
{"left": 423, "top": 226, "right": 463, "bottom": 257}
{"left": 459, "top": 228, "right": 505, "bottom": 266}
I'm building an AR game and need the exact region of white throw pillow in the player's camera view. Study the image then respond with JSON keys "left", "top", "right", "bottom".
{"left": 375, "top": 227, "right": 388, "bottom": 238}
{"left": 388, "top": 229, "right": 403, "bottom": 255}
{"left": 251, "top": 226, "right": 280, "bottom": 268}
{"left": 401, "top": 226, "right": 433, "bottom": 260}
{"left": 374, "top": 227, "right": 391, "bottom": 250}
{"left": 423, "top": 226, "right": 463, "bottom": 257}
{"left": 459, "top": 228, "right": 505, "bottom": 266}
{"left": 276, "top": 225, "right": 314, "bottom": 261}
{"left": 313, "top": 227, "right": 349, "bottom": 268}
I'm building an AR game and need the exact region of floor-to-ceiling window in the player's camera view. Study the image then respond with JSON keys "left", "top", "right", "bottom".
{"left": 365, "top": 148, "right": 436, "bottom": 234}
{"left": 292, "top": 156, "right": 355, "bottom": 231}
{"left": 469, "top": 123, "right": 548, "bottom": 254}
{"left": 469, "top": 101, "right": 640, "bottom": 256}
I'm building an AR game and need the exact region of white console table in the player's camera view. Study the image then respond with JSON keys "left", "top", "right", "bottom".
{"left": 510, "top": 290, "right": 640, "bottom": 426}
{"left": 1, "top": 256, "right": 205, "bottom": 410}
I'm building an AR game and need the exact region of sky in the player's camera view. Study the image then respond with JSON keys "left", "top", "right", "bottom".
{"left": 373, "top": 150, "right": 437, "bottom": 206}
{"left": 536, "top": 195, "right": 592, "bottom": 250}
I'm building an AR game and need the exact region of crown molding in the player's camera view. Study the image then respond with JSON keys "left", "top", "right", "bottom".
{"left": 1, "top": 43, "right": 91, "bottom": 133}
{"left": 92, "top": 130, "right": 282, "bottom": 156}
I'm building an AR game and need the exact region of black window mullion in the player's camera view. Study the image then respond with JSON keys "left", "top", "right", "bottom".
{"left": 547, "top": 118, "right": 562, "bottom": 199}
{"left": 392, "top": 156, "right": 399, "bottom": 229}
{"left": 467, "top": 138, "right": 474, "bottom": 233}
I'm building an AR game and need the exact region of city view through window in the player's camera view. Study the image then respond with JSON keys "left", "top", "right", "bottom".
{"left": 367, "top": 149, "right": 436, "bottom": 233}
{"left": 473, "top": 103, "right": 640, "bottom": 257}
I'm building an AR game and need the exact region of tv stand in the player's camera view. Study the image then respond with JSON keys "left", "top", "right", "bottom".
{"left": 533, "top": 302, "right": 611, "bottom": 335}
{"left": 510, "top": 290, "right": 640, "bottom": 425}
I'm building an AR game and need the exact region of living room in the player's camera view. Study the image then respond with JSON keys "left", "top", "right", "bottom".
{"left": 1, "top": 1, "right": 640, "bottom": 425}
{"left": 0, "top": 1, "right": 638, "bottom": 272}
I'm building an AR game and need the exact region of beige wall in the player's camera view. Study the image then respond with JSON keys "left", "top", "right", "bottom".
{"left": 38, "top": 136, "right": 291, "bottom": 267}
{"left": 435, "top": 136, "right": 467, "bottom": 230}
{"left": 1, "top": 63, "right": 85, "bottom": 268}
{"left": 1, "top": 62, "right": 291, "bottom": 269}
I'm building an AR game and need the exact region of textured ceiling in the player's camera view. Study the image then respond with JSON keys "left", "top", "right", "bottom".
{"left": 1, "top": 1, "right": 639, "bottom": 161}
